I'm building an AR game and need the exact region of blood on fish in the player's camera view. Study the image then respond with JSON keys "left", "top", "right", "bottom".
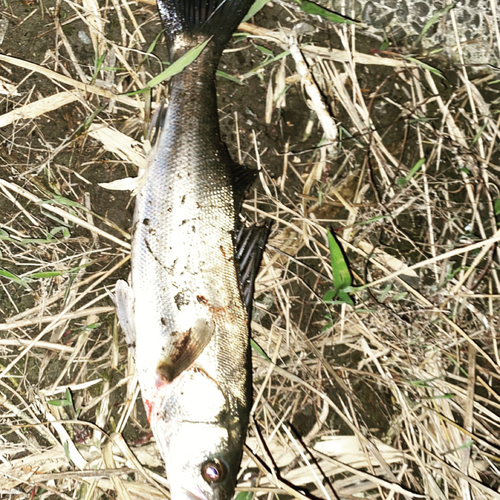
{"left": 144, "top": 399, "right": 154, "bottom": 424}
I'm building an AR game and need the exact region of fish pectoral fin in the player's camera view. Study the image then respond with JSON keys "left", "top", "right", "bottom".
{"left": 156, "top": 318, "right": 215, "bottom": 383}
{"left": 114, "top": 280, "right": 137, "bottom": 351}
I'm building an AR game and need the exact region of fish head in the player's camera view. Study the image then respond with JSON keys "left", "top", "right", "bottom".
{"left": 160, "top": 420, "right": 245, "bottom": 500}
{"left": 151, "top": 369, "right": 248, "bottom": 500}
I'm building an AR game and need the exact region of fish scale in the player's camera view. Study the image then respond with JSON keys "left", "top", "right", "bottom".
{"left": 115, "top": 0, "right": 263, "bottom": 498}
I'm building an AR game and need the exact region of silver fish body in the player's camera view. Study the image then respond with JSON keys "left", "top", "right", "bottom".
{"left": 115, "top": 1, "right": 258, "bottom": 499}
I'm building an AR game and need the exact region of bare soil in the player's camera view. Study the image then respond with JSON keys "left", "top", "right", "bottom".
{"left": 1, "top": 0, "right": 500, "bottom": 499}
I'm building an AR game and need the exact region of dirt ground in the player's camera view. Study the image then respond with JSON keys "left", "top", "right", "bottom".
{"left": 1, "top": 0, "right": 500, "bottom": 499}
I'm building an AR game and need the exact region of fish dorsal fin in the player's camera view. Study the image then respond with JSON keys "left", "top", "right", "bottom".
{"left": 232, "top": 164, "right": 258, "bottom": 213}
{"left": 156, "top": 318, "right": 215, "bottom": 383}
{"left": 236, "top": 223, "right": 270, "bottom": 317}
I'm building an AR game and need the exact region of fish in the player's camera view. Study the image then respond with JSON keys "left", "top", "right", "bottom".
{"left": 114, "top": 0, "right": 269, "bottom": 499}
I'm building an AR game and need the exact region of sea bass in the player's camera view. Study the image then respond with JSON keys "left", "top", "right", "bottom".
{"left": 115, "top": 0, "right": 267, "bottom": 499}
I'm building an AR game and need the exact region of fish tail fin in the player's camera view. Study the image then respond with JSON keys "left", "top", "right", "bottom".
{"left": 157, "top": 0, "right": 252, "bottom": 59}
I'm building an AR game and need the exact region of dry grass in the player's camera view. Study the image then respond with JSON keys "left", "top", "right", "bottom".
{"left": 1, "top": 0, "right": 500, "bottom": 499}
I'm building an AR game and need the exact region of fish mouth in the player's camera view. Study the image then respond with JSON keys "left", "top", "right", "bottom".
{"left": 180, "top": 488, "right": 209, "bottom": 500}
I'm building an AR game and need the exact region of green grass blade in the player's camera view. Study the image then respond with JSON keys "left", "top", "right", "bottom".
{"left": 48, "top": 388, "right": 74, "bottom": 408}
{"left": 293, "top": 0, "right": 356, "bottom": 24}
{"left": 416, "top": 3, "right": 454, "bottom": 44}
{"left": 405, "top": 57, "right": 443, "bottom": 78}
{"left": 327, "top": 229, "right": 351, "bottom": 293}
{"left": 216, "top": 70, "right": 243, "bottom": 84}
{"left": 243, "top": 50, "right": 289, "bottom": 78}
{"left": 494, "top": 199, "right": 500, "bottom": 223}
{"left": 243, "top": 0, "right": 270, "bottom": 22}
{"left": 471, "top": 122, "right": 488, "bottom": 145}
{"left": 91, "top": 51, "right": 107, "bottom": 85}
{"left": 29, "top": 271, "right": 66, "bottom": 279}
{"left": 337, "top": 290, "right": 354, "bottom": 306}
{"left": 251, "top": 338, "right": 271, "bottom": 361}
{"left": 235, "top": 491, "right": 254, "bottom": 500}
{"left": 323, "top": 289, "right": 335, "bottom": 303}
{"left": 147, "top": 39, "right": 211, "bottom": 88}
{"left": 39, "top": 195, "right": 83, "bottom": 209}
{"left": 146, "top": 30, "right": 164, "bottom": 55}
{"left": 0, "top": 268, "right": 31, "bottom": 288}
{"left": 50, "top": 226, "right": 71, "bottom": 238}
{"left": 397, "top": 157, "right": 425, "bottom": 186}
{"left": 0, "top": 229, "right": 14, "bottom": 242}
{"left": 125, "top": 39, "right": 211, "bottom": 96}
{"left": 255, "top": 45, "right": 274, "bottom": 57}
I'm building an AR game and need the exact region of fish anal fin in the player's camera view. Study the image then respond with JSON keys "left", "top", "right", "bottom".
{"left": 156, "top": 318, "right": 215, "bottom": 383}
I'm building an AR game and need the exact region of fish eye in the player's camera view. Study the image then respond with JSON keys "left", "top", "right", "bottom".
{"left": 201, "top": 459, "right": 226, "bottom": 484}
